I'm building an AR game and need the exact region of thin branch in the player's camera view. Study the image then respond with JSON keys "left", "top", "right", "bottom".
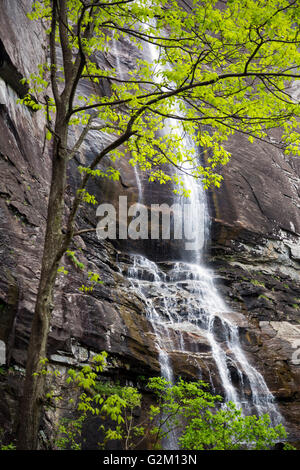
{"left": 49, "top": 0, "right": 60, "bottom": 104}
{"left": 244, "top": 39, "right": 264, "bottom": 74}
{"left": 73, "top": 228, "right": 97, "bottom": 236}
{"left": 69, "top": 91, "right": 164, "bottom": 117}
{"left": 68, "top": 114, "right": 95, "bottom": 160}
{"left": 152, "top": 142, "right": 200, "bottom": 178}
{"left": 71, "top": 70, "right": 300, "bottom": 117}
{"left": 57, "top": 121, "right": 137, "bottom": 262}
{"left": 101, "top": 21, "right": 195, "bottom": 47}
{"left": 189, "top": 50, "right": 211, "bottom": 85}
{"left": 259, "top": 77, "right": 295, "bottom": 105}
{"left": 83, "top": 0, "right": 136, "bottom": 6}
{"left": 81, "top": 73, "right": 163, "bottom": 89}
{"left": 57, "top": 0, "right": 74, "bottom": 84}
{"left": 262, "top": 76, "right": 296, "bottom": 102}
{"left": 214, "top": 118, "right": 290, "bottom": 150}
{"left": 66, "top": 3, "right": 90, "bottom": 116}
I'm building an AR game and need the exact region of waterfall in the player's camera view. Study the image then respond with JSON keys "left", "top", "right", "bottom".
{"left": 110, "top": 16, "right": 282, "bottom": 448}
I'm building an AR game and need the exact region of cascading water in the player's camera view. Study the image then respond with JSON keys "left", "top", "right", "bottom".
{"left": 111, "top": 15, "right": 282, "bottom": 447}
{"left": 126, "top": 259, "right": 281, "bottom": 422}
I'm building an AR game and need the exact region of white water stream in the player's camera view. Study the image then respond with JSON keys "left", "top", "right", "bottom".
{"left": 112, "top": 18, "right": 282, "bottom": 448}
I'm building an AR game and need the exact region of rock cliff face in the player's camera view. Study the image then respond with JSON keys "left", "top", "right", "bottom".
{"left": 207, "top": 131, "right": 300, "bottom": 440}
{"left": 0, "top": 0, "right": 299, "bottom": 448}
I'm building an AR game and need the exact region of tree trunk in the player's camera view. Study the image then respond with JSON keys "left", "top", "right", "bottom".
{"left": 17, "top": 125, "right": 68, "bottom": 450}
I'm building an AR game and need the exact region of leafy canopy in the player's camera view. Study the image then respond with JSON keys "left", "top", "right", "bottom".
{"left": 23, "top": 0, "right": 300, "bottom": 193}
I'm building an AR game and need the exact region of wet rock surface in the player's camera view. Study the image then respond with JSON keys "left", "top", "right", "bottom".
{"left": 206, "top": 132, "right": 300, "bottom": 440}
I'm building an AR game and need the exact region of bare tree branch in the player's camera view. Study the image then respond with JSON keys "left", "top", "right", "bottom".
{"left": 49, "top": 0, "right": 60, "bottom": 104}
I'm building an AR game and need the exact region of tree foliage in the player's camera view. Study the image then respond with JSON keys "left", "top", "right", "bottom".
{"left": 23, "top": 0, "right": 300, "bottom": 192}
{"left": 39, "top": 355, "right": 291, "bottom": 450}
{"left": 179, "top": 403, "right": 287, "bottom": 450}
